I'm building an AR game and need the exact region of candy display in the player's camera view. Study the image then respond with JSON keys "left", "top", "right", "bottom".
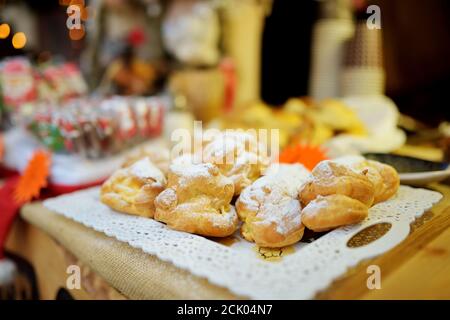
{"left": 0, "top": 57, "right": 89, "bottom": 129}
{"left": 28, "top": 96, "right": 165, "bottom": 158}
{"left": 0, "top": 58, "right": 37, "bottom": 111}
{"left": 40, "top": 62, "right": 88, "bottom": 101}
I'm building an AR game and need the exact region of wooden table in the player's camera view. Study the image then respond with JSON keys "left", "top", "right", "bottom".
{"left": 4, "top": 182, "right": 450, "bottom": 300}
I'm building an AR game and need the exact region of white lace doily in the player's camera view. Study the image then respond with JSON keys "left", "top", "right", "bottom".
{"left": 44, "top": 186, "right": 442, "bottom": 299}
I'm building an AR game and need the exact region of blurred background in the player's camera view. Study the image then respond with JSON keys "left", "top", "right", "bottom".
{"left": 1, "top": 0, "right": 449, "bottom": 124}
{"left": 1, "top": 0, "right": 450, "bottom": 300}
{"left": 1, "top": 0, "right": 450, "bottom": 165}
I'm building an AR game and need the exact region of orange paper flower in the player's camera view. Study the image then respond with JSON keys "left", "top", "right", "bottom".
{"left": 14, "top": 150, "right": 51, "bottom": 204}
{"left": 279, "top": 144, "right": 328, "bottom": 171}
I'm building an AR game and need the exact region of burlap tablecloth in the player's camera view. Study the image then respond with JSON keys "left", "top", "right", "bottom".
{"left": 20, "top": 202, "right": 240, "bottom": 300}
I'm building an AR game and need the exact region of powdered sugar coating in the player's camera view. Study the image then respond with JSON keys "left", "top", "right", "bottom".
{"left": 171, "top": 153, "right": 202, "bottom": 167}
{"left": 212, "top": 205, "right": 237, "bottom": 228}
{"left": 201, "top": 131, "right": 271, "bottom": 194}
{"left": 202, "top": 131, "right": 269, "bottom": 166}
{"left": 255, "top": 196, "right": 302, "bottom": 235}
{"left": 300, "top": 195, "right": 329, "bottom": 217}
{"left": 333, "top": 155, "right": 366, "bottom": 167}
{"left": 238, "top": 163, "right": 310, "bottom": 236}
{"left": 128, "top": 157, "right": 166, "bottom": 185}
{"left": 170, "top": 161, "right": 218, "bottom": 180}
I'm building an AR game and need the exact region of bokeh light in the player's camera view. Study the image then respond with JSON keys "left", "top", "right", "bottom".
{"left": 69, "top": 25, "right": 85, "bottom": 41}
{"left": 0, "top": 23, "right": 10, "bottom": 39}
{"left": 80, "top": 6, "right": 89, "bottom": 21}
{"left": 12, "top": 32, "right": 27, "bottom": 49}
{"left": 69, "top": 0, "right": 85, "bottom": 7}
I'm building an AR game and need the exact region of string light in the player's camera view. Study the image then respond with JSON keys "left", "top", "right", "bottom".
{"left": 69, "top": 25, "right": 85, "bottom": 41}
{"left": 12, "top": 32, "right": 27, "bottom": 49}
{"left": 0, "top": 23, "right": 10, "bottom": 39}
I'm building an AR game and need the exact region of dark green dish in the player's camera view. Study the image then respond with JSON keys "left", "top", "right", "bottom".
{"left": 363, "top": 153, "right": 448, "bottom": 173}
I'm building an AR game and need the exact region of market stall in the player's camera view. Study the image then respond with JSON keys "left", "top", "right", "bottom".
{"left": 1, "top": 0, "right": 450, "bottom": 301}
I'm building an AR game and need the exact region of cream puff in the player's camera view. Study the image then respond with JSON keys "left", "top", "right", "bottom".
{"left": 154, "top": 162, "right": 238, "bottom": 237}
{"left": 101, "top": 157, "right": 166, "bottom": 218}
{"left": 236, "top": 164, "right": 310, "bottom": 247}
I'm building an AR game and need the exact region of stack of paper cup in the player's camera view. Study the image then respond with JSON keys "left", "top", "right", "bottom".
{"left": 309, "top": 18, "right": 355, "bottom": 100}
{"left": 309, "top": 0, "right": 355, "bottom": 100}
{"left": 341, "top": 21, "right": 385, "bottom": 96}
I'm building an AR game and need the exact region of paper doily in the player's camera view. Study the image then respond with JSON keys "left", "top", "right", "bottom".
{"left": 44, "top": 186, "right": 442, "bottom": 299}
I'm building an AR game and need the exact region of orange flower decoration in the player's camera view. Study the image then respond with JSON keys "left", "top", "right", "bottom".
{"left": 279, "top": 144, "right": 328, "bottom": 171}
{"left": 14, "top": 150, "right": 52, "bottom": 204}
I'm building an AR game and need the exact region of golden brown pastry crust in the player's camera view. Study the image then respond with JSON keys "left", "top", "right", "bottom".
{"left": 240, "top": 216, "right": 305, "bottom": 248}
{"left": 101, "top": 157, "right": 166, "bottom": 218}
{"left": 154, "top": 162, "right": 238, "bottom": 237}
{"left": 236, "top": 164, "right": 310, "bottom": 248}
{"left": 363, "top": 160, "right": 399, "bottom": 204}
{"left": 122, "top": 145, "right": 171, "bottom": 176}
{"left": 334, "top": 157, "right": 400, "bottom": 204}
{"left": 299, "top": 158, "right": 399, "bottom": 232}
{"left": 201, "top": 131, "right": 270, "bottom": 195}
{"left": 301, "top": 194, "right": 368, "bottom": 232}
{"left": 299, "top": 161, "right": 375, "bottom": 207}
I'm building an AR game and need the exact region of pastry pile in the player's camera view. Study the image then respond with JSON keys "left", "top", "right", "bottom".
{"left": 154, "top": 162, "right": 238, "bottom": 237}
{"left": 236, "top": 164, "right": 310, "bottom": 247}
{"left": 300, "top": 157, "right": 399, "bottom": 232}
{"left": 100, "top": 132, "right": 400, "bottom": 248}
{"left": 100, "top": 157, "right": 166, "bottom": 218}
{"left": 212, "top": 98, "right": 367, "bottom": 148}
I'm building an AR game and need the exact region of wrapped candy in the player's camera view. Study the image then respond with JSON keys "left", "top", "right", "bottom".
{"left": 40, "top": 62, "right": 88, "bottom": 101}
{"left": 0, "top": 57, "right": 89, "bottom": 129}
{"left": 28, "top": 96, "right": 165, "bottom": 158}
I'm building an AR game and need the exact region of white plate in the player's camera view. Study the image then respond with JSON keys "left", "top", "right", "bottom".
{"left": 400, "top": 167, "right": 450, "bottom": 186}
